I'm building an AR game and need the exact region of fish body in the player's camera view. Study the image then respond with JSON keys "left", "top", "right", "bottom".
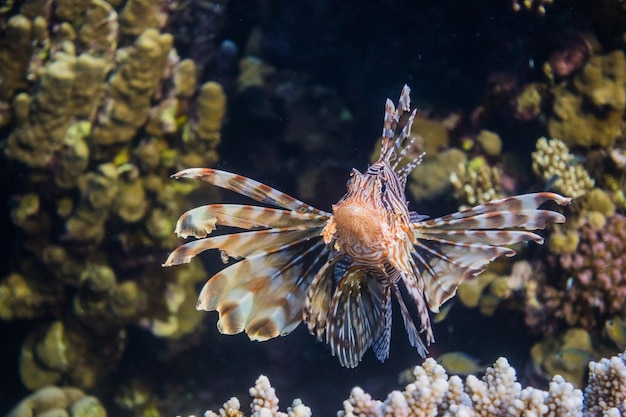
{"left": 163, "top": 85, "right": 571, "bottom": 368}
{"left": 605, "top": 317, "right": 626, "bottom": 349}
{"left": 436, "top": 351, "right": 485, "bottom": 376}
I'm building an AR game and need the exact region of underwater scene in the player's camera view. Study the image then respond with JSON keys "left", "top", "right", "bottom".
{"left": 2, "top": 0, "right": 626, "bottom": 416}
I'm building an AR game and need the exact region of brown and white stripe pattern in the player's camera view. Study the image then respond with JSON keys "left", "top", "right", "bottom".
{"left": 164, "top": 86, "right": 571, "bottom": 368}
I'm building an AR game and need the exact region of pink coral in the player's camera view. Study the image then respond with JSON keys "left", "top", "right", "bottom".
{"left": 547, "top": 33, "right": 594, "bottom": 80}
{"left": 526, "top": 214, "right": 626, "bottom": 334}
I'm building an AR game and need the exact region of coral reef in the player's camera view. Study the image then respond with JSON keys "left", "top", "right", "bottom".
{"left": 6, "top": 386, "right": 106, "bottom": 417}
{"left": 531, "top": 137, "right": 594, "bottom": 199}
{"left": 512, "top": 0, "right": 553, "bottom": 15}
{"left": 198, "top": 350, "right": 626, "bottom": 417}
{"left": 408, "top": 148, "right": 466, "bottom": 202}
{"left": 449, "top": 156, "right": 503, "bottom": 207}
{"left": 0, "top": 0, "right": 226, "bottom": 400}
{"left": 512, "top": 82, "right": 545, "bottom": 120}
{"left": 205, "top": 375, "right": 311, "bottom": 417}
{"left": 530, "top": 328, "right": 597, "bottom": 388}
{"left": 475, "top": 129, "right": 502, "bottom": 157}
{"left": 456, "top": 260, "right": 531, "bottom": 316}
{"left": 527, "top": 213, "right": 626, "bottom": 334}
{"left": 547, "top": 50, "right": 626, "bottom": 149}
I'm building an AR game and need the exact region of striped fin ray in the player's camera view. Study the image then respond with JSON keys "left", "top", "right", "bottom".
{"left": 163, "top": 227, "right": 323, "bottom": 266}
{"left": 172, "top": 168, "right": 330, "bottom": 217}
{"left": 412, "top": 239, "right": 514, "bottom": 311}
{"left": 415, "top": 229, "right": 545, "bottom": 246}
{"left": 380, "top": 85, "right": 417, "bottom": 164}
{"left": 303, "top": 257, "right": 341, "bottom": 341}
{"left": 412, "top": 192, "right": 571, "bottom": 312}
{"left": 197, "top": 239, "right": 328, "bottom": 340}
{"left": 325, "top": 267, "right": 387, "bottom": 368}
{"left": 421, "top": 192, "right": 571, "bottom": 228}
{"left": 174, "top": 204, "right": 328, "bottom": 239}
{"left": 370, "top": 286, "right": 392, "bottom": 362}
{"left": 409, "top": 192, "right": 571, "bottom": 311}
{"left": 418, "top": 209, "right": 567, "bottom": 231}
{"left": 390, "top": 281, "right": 429, "bottom": 357}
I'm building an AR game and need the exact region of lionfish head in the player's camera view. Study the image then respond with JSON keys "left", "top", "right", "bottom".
{"left": 343, "top": 167, "right": 385, "bottom": 202}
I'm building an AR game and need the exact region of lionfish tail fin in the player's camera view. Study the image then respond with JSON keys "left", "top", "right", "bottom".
{"left": 325, "top": 268, "right": 388, "bottom": 368}
{"left": 412, "top": 192, "right": 570, "bottom": 311}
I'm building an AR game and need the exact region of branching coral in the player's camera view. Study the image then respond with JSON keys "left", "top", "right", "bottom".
{"left": 532, "top": 137, "right": 594, "bottom": 199}
{"left": 450, "top": 156, "right": 503, "bottom": 207}
{"left": 205, "top": 375, "right": 311, "bottom": 417}
{"left": 198, "top": 350, "right": 626, "bottom": 417}
{"left": 584, "top": 351, "right": 626, "bottom": 415}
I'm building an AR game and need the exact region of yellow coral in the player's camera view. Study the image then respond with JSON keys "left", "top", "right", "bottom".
{"left": 531, "top": 328, "right": 595, "bottom": 388}
{"left": 548, "top": 51, "right": 626, "bottom": 149}
{"left": 408, "top": 148, "right": 467, "bottom": 201}
{"left": 476, "top": 129, "right": 502, "bottom": 157}
{"left": 450, "top": 157, "right": 503, "bottom": 207}
{"left": 583, "top": 188, "right": 615, "bottom": 217}
{"left": 195, "top": 81, "right": 226, "bottom": 141}
{"left": 547, "top": 229, "right": 580, "bottom": 255}
{"left": 532, "top": 137, "right": 594, "bottom": 198}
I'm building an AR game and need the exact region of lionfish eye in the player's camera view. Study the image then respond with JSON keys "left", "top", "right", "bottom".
{"left": 380, "top": 182, "right": 387, "bottom": 194}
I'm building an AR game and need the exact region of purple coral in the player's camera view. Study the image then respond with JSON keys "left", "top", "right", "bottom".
{"left": 527, "top": 214, "right": 626, "bottom": 334}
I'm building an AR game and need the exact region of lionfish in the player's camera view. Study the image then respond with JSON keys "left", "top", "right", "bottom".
{"left": 163, "top": 85, "right": 571, "bottom": 368}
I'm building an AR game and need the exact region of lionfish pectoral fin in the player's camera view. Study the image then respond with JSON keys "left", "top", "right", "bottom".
{"left": 412, "top": 192, "right": 571, "bottom": 311}
{"left": 174, "top": 207, "right": 218, "bottom": 239}
{"left": 326, "top": 267, "right": 387, "bottom": 368}
{"left": 412, "top": 237, "right": 519, "bottom": 311}
{"left": 245, "top": 306, "right": 299, "bottom": 341}
{"left": 174, "top": 204, "right": 328, "bottom": 239}
{"left": 212, "top": 288, "right": 254, "bottom": 334}
{"left": 197, "top": 240, "right": 326, "bottom": 340}
{"left": 163, "top": 228, "right": 318, "bottom": 267}
{"left": 171, "top": 168, "right": 330, "bottom": 217}
{"left": 421, "top": 192, "right": 571, "bottom": 228}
